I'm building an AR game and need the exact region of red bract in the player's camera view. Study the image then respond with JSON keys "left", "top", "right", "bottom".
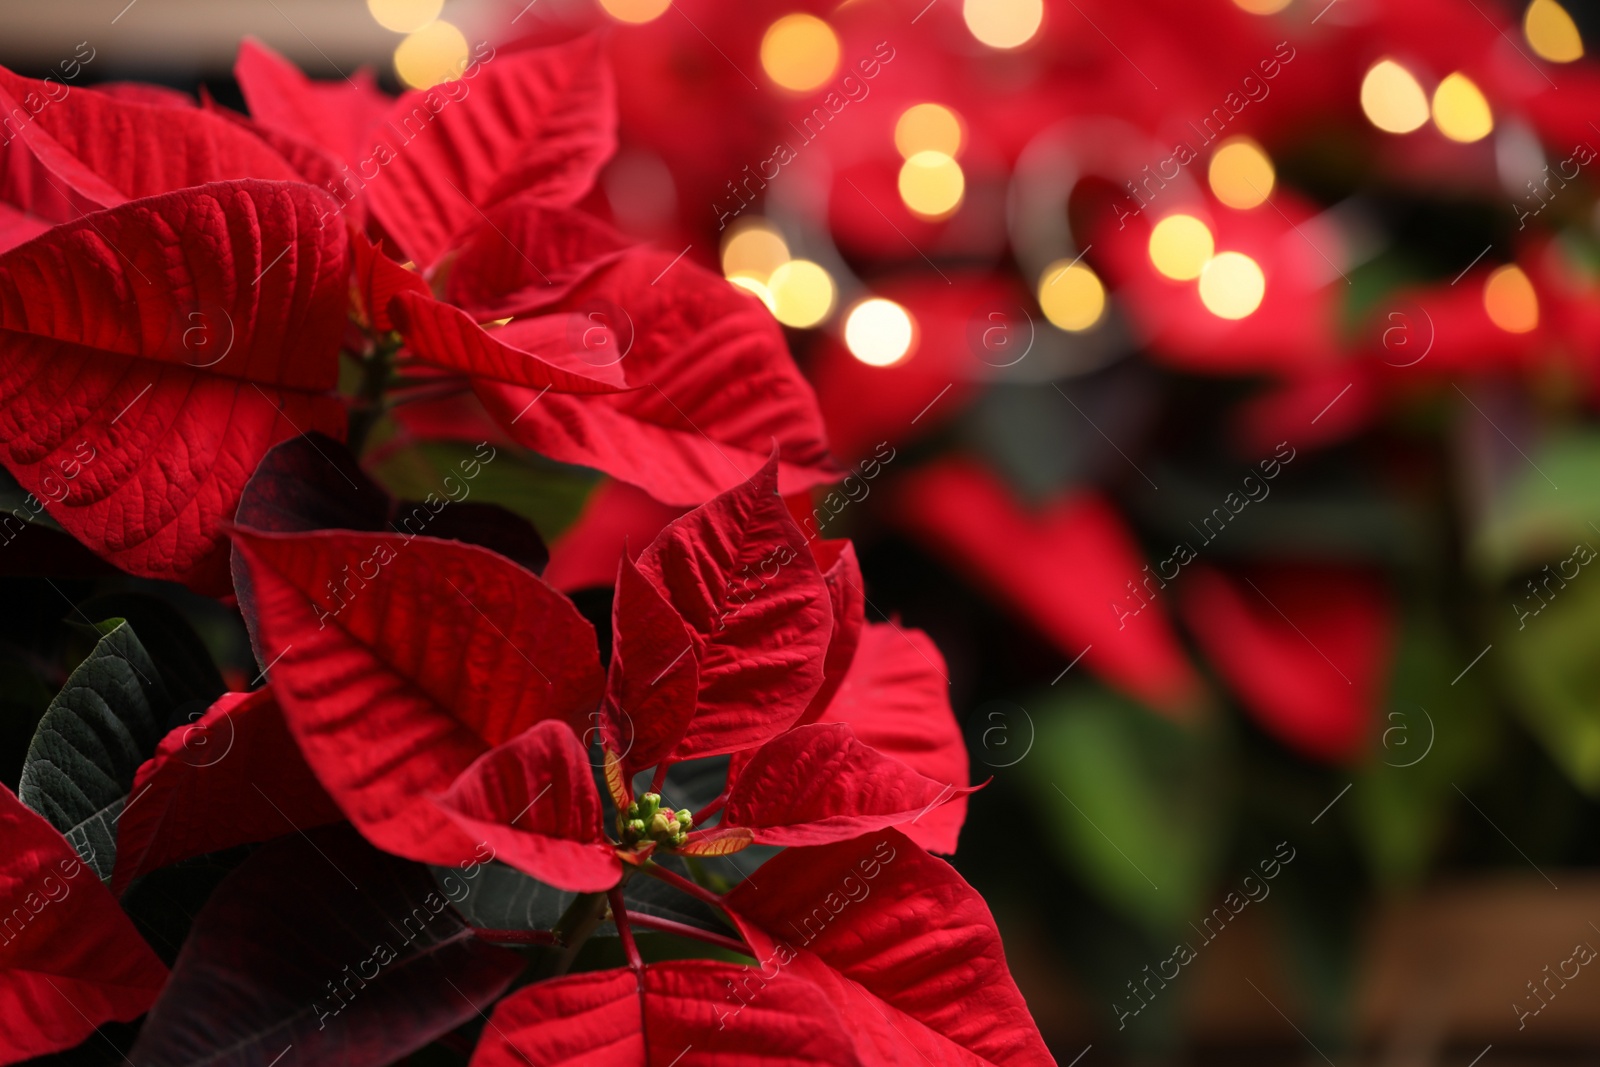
{"left": 0, "top": 785, "right": 168, "bottom": 1064}
{"left": 0, "top": 179, "right": 347, "bottom": 591}
{"left": 111, "top": 687, "right": 342, "bottom": 895}
{"left": 230, "top": 458, "right": 969, "bottom": 885}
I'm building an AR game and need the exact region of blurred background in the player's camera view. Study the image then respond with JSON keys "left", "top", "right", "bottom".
{"left": 10, "top": 0, "right": 1600, "bottom": 1062}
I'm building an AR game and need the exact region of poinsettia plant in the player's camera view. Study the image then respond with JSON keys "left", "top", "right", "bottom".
{"left": 0, "top": 34, "right": 1050, "bottom": 1067}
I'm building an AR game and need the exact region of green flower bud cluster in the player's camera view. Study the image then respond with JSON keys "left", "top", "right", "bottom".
{"left": 620, "top": 792, "right": 692, "bottom": 848}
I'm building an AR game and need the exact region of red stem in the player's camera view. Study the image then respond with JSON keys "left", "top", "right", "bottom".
{"left": 693, "top": 790, "right": 728, "bottom": 823}
{"left": 650, "top": 763, "right": 669, "bottom": 794}
{"left": 608, "top": 887, "right": 644, "bottom": 973}
{"left": 626, "top": 912, "right": 752, "bottom": 957}
{"left": 470, "top": 927, "right": 557, "bottom": 946}
{"left": 642, "top": 862, "right": 726, "bottom": 909}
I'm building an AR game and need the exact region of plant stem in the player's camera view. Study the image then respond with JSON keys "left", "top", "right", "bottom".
{"left": 693, "top": 791, "right": 728, "bottom": 823}
{"left": 641, "top": 861, "right": 725, "bottom": 909}
{"left": 536, "top": 890, "right": 609, "bottom": 979}
{"left": 608, "top": 887, "right": 644, "bottom": 972}
{"left": 625, "top": 912, "right": 752, "bottom": 957}
{"left": 346, "top": 341, "right": 396, "bottom": 456}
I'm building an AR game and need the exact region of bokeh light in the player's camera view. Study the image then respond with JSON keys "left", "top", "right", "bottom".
{"left": 1232, "top": 0, "right": 1292, "bottom": 12}
{"left": 845, "top": 298, "right": 916, "bottom": 366}
{"left": 721, "top": 222, "right": 790, "bottom": 282}
{"left": 598, "top": 0, "right": 673, "bottom": 24}
{"left": 1432, "top": 72, "right": 1493, "bottom": 143}
{"left": 1525, "top": 0, "right": 1583, "bottom": 62}
{"left": 367, "top": 0, "right": 443, "bottom": 33}
{"left": 962, "top": 0, "right": 1044, "bottom": 49}
{"left": 1208, "top": 138, "right": 1276, "bottom": 209}
{"left": 760, "top": 14, "right": 840, "bottom": 92}
{"left": 1360, "top": 59, "right": 1430, "bottom": 134}
{"left": 895, "top": 104, "right": 964, "bottom": 159}
{"left": 1148, "top": 215, "right": 1215, "bottom": 281}
{"left": 394, "top": 19, "right": 469, "bottom": 89}
{"left": 1484, "top": 264, "right": 1539, "bottom": 332}
{"left": 768, "top": 260, "right": 836, "bottom": 328}
{"left": 1038, "top": 260, "right": 1107, "bottom": 332}
{"left": 1198, "top": 252, "right": 1266, "bottom": 319}
{"left": 898, "top": 151, "right": 966, "bottom": 219}
{"left": 728, "top": 275, "right": 777, "bottom": 312}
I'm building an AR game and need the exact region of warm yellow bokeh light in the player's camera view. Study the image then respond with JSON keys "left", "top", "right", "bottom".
{"left": 1484, "top": 265, "right": 1539, "bottom": 333}
{"left": 1431, "top": 72, "right": 1493, "bottom": 143}
{"left": 1232, "top": 0, "right": 1292, "bottom": 13}
{"left": 598, "top": 0, "right": 673, "bottom": 24}
{"left": 728, "top": 275, "right": 777, "bottom": 313}
{"left": 845, "top": 298, "right": 916, "bottom": 366}
{"left": 1148, "top": 215, "right": 1215, "bottom": 281}
{"left": 1039, "top": 260, "right": 1107, "bottom": 332}
{"left": 1360, "top": 59, "right": 1430, "bottom": 135}
{"left": 1526, "top": 0, "right": 1583, "bottom": 62}
{"left": 1208, "top": 138, "right": 1276, "bottom": 209}
{"left": 768, "top": 260, "right": 836, "bottom": 328}
{"left": 895, "top": 103, "right": 964, "bottom": 159}
{"left": 962, "top": 0, "right": 1044, "bottom": 49}
{"left": 898, "top": 151, "right": 966, "bottom": 219}
{"left": 760, "top": 14, "right": 840, "bottom": 92}
{"left": 721, "top": 223, "right": 790, "bottom": 282}
{"left": 394, "top": 19, "right": 469, "bottom": 89}
{"left": 1198, "top": 252, "right": 1266, "bottom": 319}
{"left": 368, "top": 0, "right": 443, "bottom": 33}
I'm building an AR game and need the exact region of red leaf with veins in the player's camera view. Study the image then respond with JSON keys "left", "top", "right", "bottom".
{"left": 476, "top": 248, "right": 841, "bottom": 506}
{"left": 604, "top": 554, "right": 698, "bottom": 774}
{"left": 469, "top": 961, "right": 860, "bottom": 1067}
{"left": 817, "top": 622, "right": 968, "bottom": 854}
{"left": 111, "top": 687, "right": 342, "bottom": 895}
{"left": 0, "top": 180, "right": 347, "bottom": 591}
{"left": 390, "top": 290, "right": 628, "bottom": 392}
{"left": 720, "top": 723, "right": 973, "bottom": 848}
{"left": 634, "top": 456, "right": 832, "bottom": 763}
{"left": 726, "top": 831, "right": 1053, "bottom": 1067}
{"left": 351, "top": 228, "right": 429, "bottom": 333}
{"left": 230, "top": 528, "right": 604, "bottom": 865}
{"left": 798, "top": 539, "right": 865, "bottom": 726}
{"left": 235, "top": 38, "right": 390, "bottom": 170}
{"left": 443, "top": 196, "right": 632, "bottom": 320}
{"left": 0, "top": 63, "right": 298, "bottom": 208}
{"left": 0, "top": 784, "right": 168, "bottom": 1064}
{"left": 362, "top": 36, "right": 615, "bottom": 269}
{"left": 435, "top": 720, "right": 621, "bottom": 892}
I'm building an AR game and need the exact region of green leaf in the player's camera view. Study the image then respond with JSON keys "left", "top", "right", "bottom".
{"left": 1472, "top": 427, "right": 1600, "bottom": 580}
{"left": 1015, "top": 685, "right": 1222, "bottom": 936}
{"left": 19, "top": 619, "right": 171, "bottom": 880}
{"left": 77, "top": 592, "right": 226, "bottom": 715}
{"left": 1498, "top": 565, "right": 1600, "bottom": 794}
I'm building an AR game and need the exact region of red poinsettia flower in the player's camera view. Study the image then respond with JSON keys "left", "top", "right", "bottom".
{"left": 230, "top": 456, "right": 969, "bottom": 891}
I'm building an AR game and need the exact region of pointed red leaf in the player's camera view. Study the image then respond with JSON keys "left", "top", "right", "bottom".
{"left": 230, "top": 529, "right": 604, "bottom": 865}
{"left": 363, "top": 37, "right": 615, "bottom": 268}
{"left": 0, "top": 63, "right": 298, "bottom": 208}
{"left": 435, "top": 721, "right": 620, "bottom": 893}
{"left": 1180, "top": 565, "right": 1393, "bottom": 763}
{"left": 476, "top": 248, "right": 841, "bottom": 506}
{"left": 444, "top": 197, "right": 632, "bottom": 320}
{"left": 469, "top": 961, "right": 859, "bottom": 1067}
{"left": 634, "top": 457, "right": 832, "bottom": 763}
{"left": 0, "top": 784, "right": 168, "bottom": 1064}
{"left": 603, "top": 554, "right": 698, "bottom": 775}
{"left": 0, "top": 180, "right": 348, "bottom": 590}
{"left": 390, "top": 290, "right": 628, "bottom": 392}
{"left": 817, "top": 622, "right": 969, "bottom": 854}
{"left": 798, "top": 539, "right": 865, "bottom": 726}
{"left": 111, "top": 687, "right": 342, "bottom": 895}
{"left": 235, "top": 38, "right": 390, "bottom": 170}
{"left": 721, "top": 723, "right": 972, "bottom": 848}
{"left": 351, "top": 229, "right": 429, "bottom": 333}
{"left": 726, "top": 831, "right": 1053, "bottom": 1067}
{"left": 894, "top": 460, "right": 1203, "bottom": 716}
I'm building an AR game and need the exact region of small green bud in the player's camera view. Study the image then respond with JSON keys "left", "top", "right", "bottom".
{"left": 637, "top": 792, "right": 661, "bottom": 821}
{"left": 650, "top": 811, "right": 675, "bottom": 836}
{"left": 675, "top": 809, "right": 692, "bottom": 828}
{"left": 626, "top": 818, "right": 647, "bottom": 837}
